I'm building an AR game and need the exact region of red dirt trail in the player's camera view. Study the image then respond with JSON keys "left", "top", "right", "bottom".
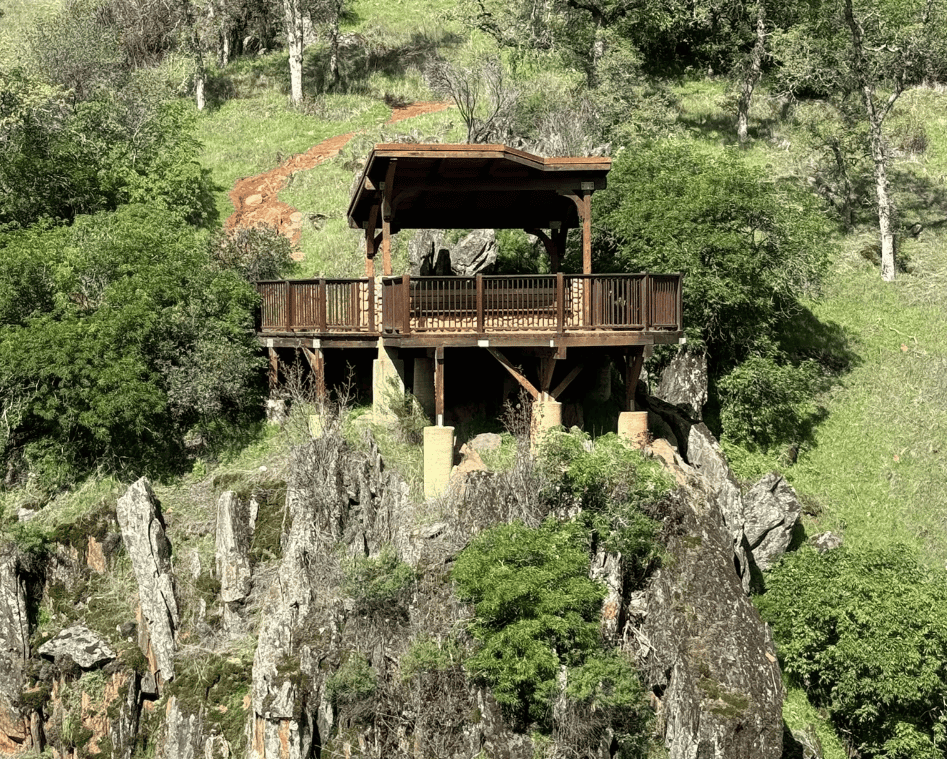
{"left": 225, "top": 101, "right": 452, "bottom": 256}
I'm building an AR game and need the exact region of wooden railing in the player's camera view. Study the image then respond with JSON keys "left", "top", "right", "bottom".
{"left": 257, "top": 273, "right": 682, "bottom": 335}
{"left": 381, "top": 273, "right": 682, "bottom": 334}
{"left": 257, "top": 278, "right": 376, "bottom": 333}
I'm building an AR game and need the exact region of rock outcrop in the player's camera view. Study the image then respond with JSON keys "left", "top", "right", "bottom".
{"left": 116, "top": 477, "right": 179, "bottom": 684}
{"left": 743, "top": 474, "right": 802, "bottom": 571}
{"left": 629, "top": 457, "right": 784, "bottom": 759}
{"left": 409, "top": 228, "right": 498, "bottom": 276}
{"left": 37, "top": 625, "right": 115, "bottom": 669}
{"left": 215, "top": 491, "right": 253, "bottom": 630}
{"left": 0, "top": 549, "right": 31, "bottom": 754}
{"left": 655, "top": 348, "right": 709, "bottom": 419}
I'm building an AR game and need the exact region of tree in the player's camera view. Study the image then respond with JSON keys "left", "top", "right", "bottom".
{"left": 282, "top": 0, "right": 306, "bottom": 104}
{"left": 758, "top": 545, "right": 947, "bottom": 758}
{"left": 773, "top": 0, "right": 947, "bottom": 280}
{"left": 0, "top": 205, "right": 263, "bottom": 487}
{"left": 736, "top": 0, "right": 767, "bottom": 143}
{"left": 595, "top": 140, "right": 832, "bottom": 448}
{"left": 427, "top": 55, "right": 519, "bottom": 143}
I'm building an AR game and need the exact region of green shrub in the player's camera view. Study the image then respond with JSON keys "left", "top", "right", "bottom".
{"left": 718, "top": 351, "right": 823, "bottom": 451}
{"left": 757, "top": 545, "right": 947, "bottom": 759}
{"left": 343, "top": 547, "right": 415, "bottom": 613}
{"left": 452, "top": 519, "right": 605, "bottom": 728}
{"left": 539, "top": 431, "right": 672, "bottom": 580}
{"left": 325, "top": 652, "right": 377, "bottom": 706}
{"left": 400, "top": 636, "right": 462, "bottom": 680}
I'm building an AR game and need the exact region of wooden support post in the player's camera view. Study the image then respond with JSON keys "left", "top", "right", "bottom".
{"left": 642, "top": 273, "right": 650, "bottom": 331}
{"left": 381, "top": 159, "right": 397, "bottom": 277}
{"left": 434, "top": 345, "right": 445, "bottom": 426}
{"left": 382, "top": 216, "right": 392, "bottom": 277}
{"left": 367, "top": 273, "right": 376, "bottom": 333}
{"left": 486, "top": 348, "right": 539, "bottom": 400}
{"left": 268, "top": 347, "right": 279, "bottom": 391}
{"left": 284, "top": 281, "right": 293, "bottom": 331}
{"left": 553, "top": 227, "right": 567, "bottom": 273}
{"left": 539, "top": 355, "right": 556, "bottom": 400}
{"left": 556, "top": 271, "right": 565, "bottom": 333}
{"left": 476, "top": 274, "right": 485, "bottom": 334}
{"left": 364, "top": 202, "right": 379, "bottom": 278}
{"left": 626, "top": 349, "right": 645, "bottom": 412}
{"left": 302, "top": 345, "right": 327, "bottom": 401}
{"left": 581, "top": 191, "right": 592, "bottom": 275}
{"left": 551, "top": 364, "right": 583, "bottom": 399}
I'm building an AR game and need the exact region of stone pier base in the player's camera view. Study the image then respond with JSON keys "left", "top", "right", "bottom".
{"left": 413, "top": 357, "right": 435, "bottom": 422}
{"left": 618, "top": 411, "right": 650, "bottom": 449}
{"left": 531, "top": 400, "right": 562, "bottom": 447}
{"left": 372, "top": 342, "right": 405, "bottom": 422}
{"left": 423, "top": 426, "right": 455, "bottom": 499}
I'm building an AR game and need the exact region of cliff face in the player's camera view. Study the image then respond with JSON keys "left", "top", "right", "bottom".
{"left": 0, "top": 414, "right": 790, "bottom": 759}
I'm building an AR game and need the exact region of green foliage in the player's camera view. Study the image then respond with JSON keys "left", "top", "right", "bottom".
{"left": 343, "top": 547, "right": 416, "bottom": 613}
{"left": 0, "top": 204, "right": 263, "bottom": 487}
{"left": 539, "top": 431, "right": 671, "bottom": 578}
{"left": 325, "top": 652, "right": 377, "bottom": 706}
{"left": 718, "top": 350, "right": 823, "bottom": 450}
{"left": 597, "top": 140, "right": 830, "bottom": 362}
{"left": 400, "top": 636, "right": 462, "bottom": 679}
{"left": 757, "top": 545, "right": 947, "bottom": 758}
{"left": 167, "top": 650, "right": 253, "bottom": 753}
{"left": 0, "top": 69, "right": 216, "bottom": 228}
{"left": 211, "top": 224, "right": 296, "bottom": 282}
{"left": 452, "top": 519, "right": 605, "bottom": 728}
{"left": 596, "top": 139, "right": 834, "bottom": 449}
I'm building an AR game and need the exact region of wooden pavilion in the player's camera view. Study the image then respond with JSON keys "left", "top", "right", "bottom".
{"left": 255, "top": 144, "right": 684, "bottom": 490}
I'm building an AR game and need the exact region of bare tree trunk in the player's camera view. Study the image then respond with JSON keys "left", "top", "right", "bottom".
{"left": 283, "top": 0, "right": 305, "bottom": 105}
{"left": 736, "top": 0, "right": 766, "bottom": 143}
{"left": 195, "top": 70, "right": 206, "bottom": 110}
{"left": 328, "top": 12, "right": 341, "bottom": 89}
{"left": 844, "top": 0, "right": 900, "bottom": 280}
{"left": 220, "top": 28, "right": 230, "bottom": 66}
{"left": 869, "top": 115, "right": 896, "bottom": 281}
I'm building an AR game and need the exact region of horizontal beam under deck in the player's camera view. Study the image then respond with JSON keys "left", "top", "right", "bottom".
{"left": 257, "top": 330, "right": 684, "bottom": 350}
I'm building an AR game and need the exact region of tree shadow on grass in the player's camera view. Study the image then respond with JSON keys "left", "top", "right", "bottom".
{"left": 302, "top": 29, "right": 464, "bottom": 97}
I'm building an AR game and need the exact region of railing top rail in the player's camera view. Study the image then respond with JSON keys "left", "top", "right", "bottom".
{"left": 255, "top": 278, "right": 370, "bottom": 286}
{"left": 377, "top": 272, "right": 684, "bottom": 282}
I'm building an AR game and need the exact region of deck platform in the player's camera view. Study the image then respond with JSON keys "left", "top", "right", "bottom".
{"left": 256, "top": 272, "right": 684, "bottom": 349}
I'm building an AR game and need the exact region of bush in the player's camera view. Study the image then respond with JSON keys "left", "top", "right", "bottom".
{"left": 453, "top": 519, "right": 605, "bottom": 728}
{"left": 0, "top": 205, "right": 263, "bottom": 486}
{"left": 453, "top": 517, "right": 653, "bottom": 752}
{"left": 594, "top": 139, "right": 834, "bottom": 449}
{"left": 325, "top": 652, "right": 377, "bottom": 706}
{"left": 539, "top": 431, "right": 672, "bottom": 580}
{"left": 757, "top": 545, "right": 947, "bottom": 759}
{"left": 718, "top": 351, "right": 823, "bottom": 450}
{"left": 343, "top": 547, "right": 415, "bottom": 614}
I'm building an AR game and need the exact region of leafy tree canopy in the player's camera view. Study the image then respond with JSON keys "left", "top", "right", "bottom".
{"left": 0, "top": 205, "right": 263, "bottom": 488}
{"left": 758, "top": 545, "right": 947, "bottom": 759}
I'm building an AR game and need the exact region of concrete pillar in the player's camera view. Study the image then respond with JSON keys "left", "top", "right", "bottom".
{"left": 531, "top": 399, "right": 563, "bottom": 447}
{"left": 423, "top": 425, "right": 455, "bottom": 499}
{"left": 413, "top": 356, "right": 435, "bottom": 422}
{"left": 618, "top": 411, "right": 650, "bottom": 449}
{"left": 372, "top": 340, "right": 405, "bottom": 422}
